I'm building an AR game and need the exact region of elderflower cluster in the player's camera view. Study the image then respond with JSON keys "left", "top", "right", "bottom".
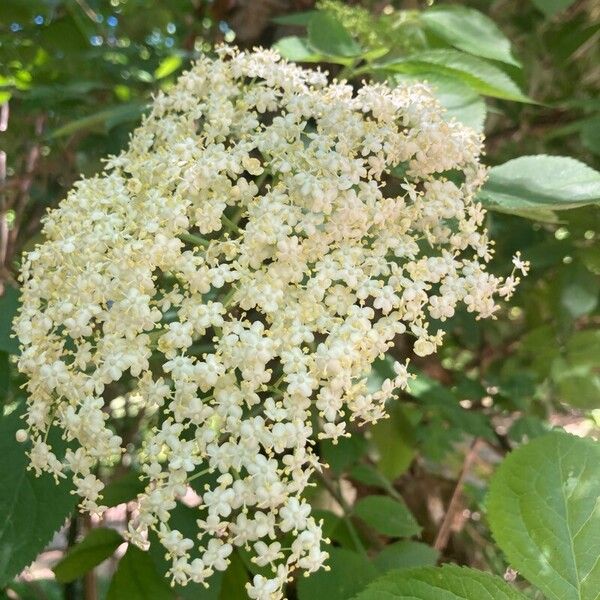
{"left": 15, "top": 47, "right": 522, "bottom": 599}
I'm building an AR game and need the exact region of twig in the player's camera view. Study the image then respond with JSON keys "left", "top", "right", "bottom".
{"left": 433, "top": 438, "right": 480, "bottom": 552}
{"left": 2, "top": 114, "right": 45, "bottom": 280}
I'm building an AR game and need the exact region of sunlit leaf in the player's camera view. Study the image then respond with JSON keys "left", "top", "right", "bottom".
{"left": 354, "top": 565, "right": 527, "bottom": 600}
{"left": 479, "top": 155, "right": 600, "bottom": 212}
{"left": 488, "top": 432, "right": 600, "bottom": 600}
{"left": 422, "top": 6, "right": 520, "bottom": 66}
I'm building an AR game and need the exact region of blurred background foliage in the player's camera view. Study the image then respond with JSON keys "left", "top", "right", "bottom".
{"left": 1, "top": 1, "right": 599, "bottom": 599}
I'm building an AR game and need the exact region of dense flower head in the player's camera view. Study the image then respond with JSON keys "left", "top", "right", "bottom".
{"left": 14, "top": 46, "right": 524, "bottom": 599}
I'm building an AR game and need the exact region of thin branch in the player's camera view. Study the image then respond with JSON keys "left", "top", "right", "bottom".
{"left": 433, "top": 438, "right": 480, "bottom": 553}
{"left": 2, "top": 114, "right": 45, "bottom": 278}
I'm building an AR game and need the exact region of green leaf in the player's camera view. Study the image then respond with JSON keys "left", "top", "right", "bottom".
{"left": 354, "top": 496, "right": 421, "bottom": 538}
{"left": 0, "top": 352, "right": 9, "bottom": 398}
{"left": 307, "top": 12, "right": 362, "bottom": 58}
{"left": 273, "top": 36, "right": 324, "bottom": 63}
{"left": 321, "top": 434, "right": 368, "bottom": 475}
{"left": 560, "top": 263, "right": 599, "bottom": 318}
{"left": 0, "top": 408, "right": 76, "bottom": 587}
{"left": 549, "top": 330, "right": 600, "bottom": 409}
{"left": 107, "top": 545, "right": 173, "bottom": 600}
{"left": 297, "top": 547, "right": 377, "bottom": 600}
{"left": 311, "top": 509, "right": 357, "bottom": 550}
{"left": 154, "top": 55, "right": 183, "bottom": 80}
{"left": 487, "top": 432, "right": 600, "bottom": 600}
{"left": 395, "top": 73, "right": 486, "bottom": 132}
{"left": 48, "top": 103, "right": 147, "bottom": 139}
{"left": 530, "top": 0, "right": 577, "bottom": 18}
{"left": 581, "top": 117, "right": 600, "bottom": 156}
{"left": 370, "top": 403, "right": 416, "bottom": 479}
{"left": 564, "top": 329, "right": 600, "bottom": 364}
{"left": 218, "top": 552, "right": 247, "bottom": 600}
{"left": 351, "top": 464, "right": 388, "bottom": 488}
{"left": 4, "top": 578, "right": 64, "bottom": 600}
{"left": 102, "top": 471, "right": 145, "bottom": 507}
{"left": 353, "top": 565, "right": 528, "bottom": 599}
{"left": 508, "top": 416, "right": 551, "bottom": 443}
{"left": 479, "top": 155, "right": 600, "bottom": 212}
{"left": 552, "top": 361, "right": 600, "bottom": 409}
{"left": 54, "top": 528, "right": 123, "bottom": 582}
{"left": 409, "top": 374, "right": 495, "bottom": 442}
{"left": 147, "top": 501, "right": 223, "bottom": 599}
{"left": 0, "top": 285, "right": 20, "bottom": 355}
{"left": 421, "top": 6, "right": 520, "bottom": 66}
{"left": 272, "top": 11, "right": 318, "bottom": 26}
{"left": 23, "top": 81, "right": 104, "bottom": 104}
{"left": 383, "top": 50, "right": 530, "bottom": 102}
{"left": 372, "top": 541, "right": 438, "bottom": 574}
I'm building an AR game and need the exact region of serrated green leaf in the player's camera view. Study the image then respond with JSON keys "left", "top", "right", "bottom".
{"left": 0, "top": 408, "right": 77, "bottom": 587}
{"left": 297, "top": 547, "right": 377, "bottom": 600}
{"left": 54, "top": 527, "right": 123, "bottom": 582}
{"left": 107, "top": 545, "right": 173, "bottom": 600}
{"left": 422, "top": 6, "right": 520, "bottom": 66}
{"left": 307, "top": 12, "right": 362, "bottom": 58}
{"left": 383, "top": 50, "right": 531, "bottom": 102}
{"left": 353, "top": 564, "right": 528, "bottom": 599}
{"left": 479, "top": 155, "right": 600, "bottom": 212}
{"left": 354, "top": 496, "right": 421, "bottom": 538}
{"left": 372, "top": 541, "right": 438, "bottom": 574}
{"left": 487, "top": 432, "right": 600, "bottom": 600}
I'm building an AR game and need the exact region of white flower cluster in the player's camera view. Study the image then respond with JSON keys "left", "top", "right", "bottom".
{"left": 15, "top": 47, "right": 522, "bottom": 599}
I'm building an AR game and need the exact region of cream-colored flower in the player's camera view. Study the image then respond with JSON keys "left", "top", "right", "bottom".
{"left": 15, "top": 46, "right": 519, "bottom": 597}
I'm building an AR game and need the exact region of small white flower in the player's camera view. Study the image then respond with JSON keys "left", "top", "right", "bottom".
{"left": 15, "top": 45, "right": 521, "bottom": 597}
